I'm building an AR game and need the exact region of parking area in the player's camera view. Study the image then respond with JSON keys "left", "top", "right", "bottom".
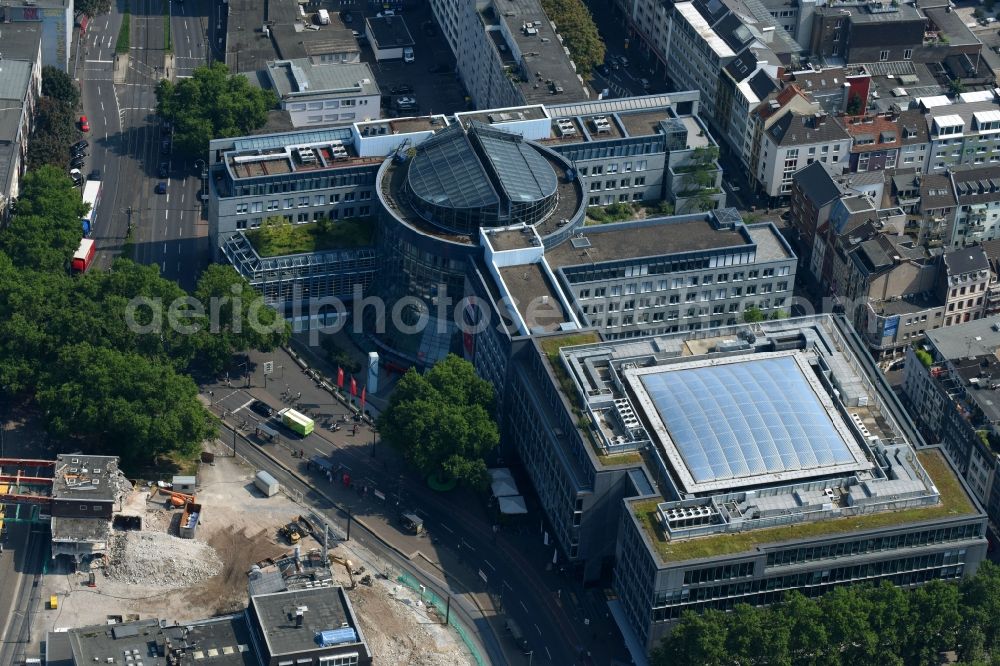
{"left": 334, "top": 3, "right": 469, "bottom": 116}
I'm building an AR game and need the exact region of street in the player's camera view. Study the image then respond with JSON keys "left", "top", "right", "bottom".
{"left": 201, "top": 346, "right": 628, "bottom": 666}
{"left": 77, "top": 0, "right": 210, "bottom": 291}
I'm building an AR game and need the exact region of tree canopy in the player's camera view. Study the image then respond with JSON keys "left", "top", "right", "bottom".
{"left": 75, "top": 0, "right": 112, "bottom": 16}
{"left": 378, "top": 354, "right": 499, "bottom": 488}
{"left": 0, "top": 164, "right": 288, "bottom": 473}
{"left": 653, "top": 562, "right": 1000, "bottom": 666}
{"left": 41, "top": 66, "right": 80, "bottom": 108}
{"left": 27, "top": 95, "right": 80, "bottom": 170}
{"left": 155, "top": 63, "right": 277, "bottom": 159}
{"left": 539, "top": 0, "right": 605, "bottom": 76}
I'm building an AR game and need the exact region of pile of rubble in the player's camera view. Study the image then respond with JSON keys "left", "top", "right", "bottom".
{"left": 106, "top": 531, "right": 222, "bottom": 588}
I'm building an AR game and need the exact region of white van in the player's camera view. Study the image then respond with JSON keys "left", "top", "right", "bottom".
{"left": 317, "top": 8, "right": 330, "bottom": 25}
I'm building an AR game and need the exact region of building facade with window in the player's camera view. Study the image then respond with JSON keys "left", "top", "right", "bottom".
{"left": 259, "top": 60, "right": 381, "bottom": 128}
{"left": 949, "top": 165, "right": 1000, "bottom": 247}
{"left": 925, "top": 102, "right": 1000, "bottom": 176}
{"left": 757, "top": 111, "right": 851, "bottom": 199}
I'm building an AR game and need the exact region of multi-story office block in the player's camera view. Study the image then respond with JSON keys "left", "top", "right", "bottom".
{"left": 926, "top": 102, "right": 1000, "bottom": 175}
{"left": 488, "top": 315, "right": 984, "bottom": 661}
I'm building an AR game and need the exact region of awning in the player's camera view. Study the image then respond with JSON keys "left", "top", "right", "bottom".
{"left": 491, "top": 478, "right": 519, "bottom": 498}
{"left": 498, "top": 495, "right": 528, "bottom": 515}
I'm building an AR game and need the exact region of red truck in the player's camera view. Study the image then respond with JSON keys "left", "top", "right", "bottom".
{"left": 71, "top": 238, "right": 95, "bottom": 273}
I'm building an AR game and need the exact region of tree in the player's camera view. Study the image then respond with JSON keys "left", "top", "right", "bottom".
{"left": 651, "top": 609, "right": 730, "bottom": 666}
{"left": 846, "top": 94, "right": 863, "bottom": 116}
{"left": 190, "top": 264, "right": 289, "bottom": 374}
{"left": 155, "top": 63, "right": 278, "bottom": 159}
{"left": 378, "top": 354, "right": 498, "bottom": 487}
{"left": 42, "top": 66, "right": 80, "bottom": 108}
{"left": 950, "top": 78, "right": 965, "bottom": 95}
{"left": 915, "top": 348, "right": 934, "bottom": 367}
{"left": 75, "top": 0, "right": 112, "bottom": 16}
{"left": 538, "top": 0, "right": 605, "bottom": 76}
{"left": 27, "top": 97, "right": 79, "bottom": 169}
{"left": 0, "top": 166, "right": 86, "bottom": 271}
{"left": 742, "top": 306, "right": 765, "bottom": 323}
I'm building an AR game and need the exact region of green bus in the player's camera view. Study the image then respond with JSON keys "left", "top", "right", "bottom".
{"left": 279, "top": 408, "right": 314, "bottom": 436}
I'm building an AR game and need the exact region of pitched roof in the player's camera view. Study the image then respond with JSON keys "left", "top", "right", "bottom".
{"left": 792, "top": 161, "right": 842, "bottom": 206}
{"left": 768, "top": 111, "right": 850, "bottom": 147}
{"left": 841, "top": 114, "right": 903, "bottom": 153}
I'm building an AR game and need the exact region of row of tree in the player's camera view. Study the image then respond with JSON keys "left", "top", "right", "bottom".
{"left": 539, "top": 0, "right": 606, "bottom": 77}
{"left": 28, "top": 67, "right": 83, "bottom": 170}
{"left": 653, "top": 562, "right": 1000, "bottom": 666}
{"left": 0, "top": 166, "right": 288, "bottom": 472}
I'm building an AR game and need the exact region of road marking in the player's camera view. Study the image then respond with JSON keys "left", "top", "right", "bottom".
{"left": 545, "top": 647, "right": 552, "bottom": 661}
{"left": 181, "top": 193, "right": 185, "bottom": 204}
{"left": 233, "top": 399, "right": 254, "bottom": 414}
{"left": 535, "top": 623, "right": 542, "bottom": 636}
{"left": 163, "top": 243, "right": 167, "bottom": 254}
{"left": 439, "top": 523, "right": 454, "bottom": 534}
{"left": 100, "top": 101, "right": 104, "bottom": 111}
{"left": 86, "top": 60, "right": 114, "bottom": 64}
{"left": 165, "top": 210, "right": 169, "bottom": 219}
{"left": 161, "top": 261, "right": 166, "bottom": 272}
{"left": 484, "top": 559, "right": 495, "bottom": 572}
{"left": 166, "top": 193, "right": 170, "bottom": 203}
{"left": 520, "top": 600, "right": 528, "bottom": 613}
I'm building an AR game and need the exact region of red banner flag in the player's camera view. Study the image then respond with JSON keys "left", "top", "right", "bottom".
{"left": 360, "top": 386, "right": 366, "bottom": 413}
{"left": 337, "top": 367, "right": 344, "bottom": 389}
{"left": 350, "top": 376, "right": 357, "bottom": 397}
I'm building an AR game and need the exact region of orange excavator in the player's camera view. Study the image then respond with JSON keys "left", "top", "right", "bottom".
{"left": 167, "top": 491, "right": 195, "bottom": 508}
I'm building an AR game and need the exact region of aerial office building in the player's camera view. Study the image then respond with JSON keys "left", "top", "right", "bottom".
{"left": 482, "top": 315, "right": 985, "bottom": 659}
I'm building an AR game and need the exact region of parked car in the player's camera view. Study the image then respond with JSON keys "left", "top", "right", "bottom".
{"left": 160, "top": 140, "right": 171, "bottom": 154}
{"left": 78, "top": 115, "right": 90, "bottom": 132}
{"left": 376, "top": 9, "right": 395, "bottom": 17}
{"left": 596, "top": 63, "right": 609, "bottom": 76}
{"left": 394, "top": 96, "right": 417, "bottom": 109}
{"left": 72, "top": 146, "right": 89, "bottom": 158}
{"left": 640, "top": 77, "right": 651, "bottom": 90}
{"left": 155, "top": 181, "right": 167, "bottom": 194}
{"left": 158, "top": 162, "right": 169, "bottom": 178}
{"left": 69, "top": 168, "right": 84, "bottom": 185}
{"left": 72, "top": 140, "right": 89, "bottom": 151}
{"left": 70, "top": 155, "right": 87, "bottom": 168}
{"left": 249, "top": 400, "right": 275, "bottom": 418}
{"left": 403, "top": 46, "right": 415, "bottom": 63}
{"left": 391, "top": 84, "right": 413, "bottom": 95}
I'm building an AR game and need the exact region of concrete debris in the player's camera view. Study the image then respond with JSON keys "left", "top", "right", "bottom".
{"left": 106, "top": 531, "right": 222, "bottom": 588}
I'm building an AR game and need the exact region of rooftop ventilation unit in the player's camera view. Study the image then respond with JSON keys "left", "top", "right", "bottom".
{"left": 295, "top": 147, "right": 317, "bottom": 164}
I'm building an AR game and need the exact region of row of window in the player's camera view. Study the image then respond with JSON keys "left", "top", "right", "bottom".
{"left": 764, "top": 524, "right": 981, "bottom": 567}
{"left": 233, "top": 207, "right": 371, "bottom": 230}
{"left": 580, "top": 283, "right": 788, "bottom": 312}
{"left": 577, "top": 270, "right": 788, "bottom": 298}
{"left": 234, "top": 191, "right": 372, "bottom": 215}
{"left": 588, "top": 192, "right": 646, "bottom": 206}
{"left": 588, "top": 176, "right": 647, "bottom": 191}
{"left": 591, "top": 299, "right": 787, "bottom": 328}
{"left": 578, "top": 160, "right": 648, "bottom": 176}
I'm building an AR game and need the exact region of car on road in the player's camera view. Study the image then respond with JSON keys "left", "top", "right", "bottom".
{"left": 403, "top": 46, "right": 415, "bottom": 63}
{"left": 596, "top": 63, "right": 609, "bottom": 76}
{"left": 376, "top": 9, "right": 395, "bottom": 17}
{"left": 158, "top": 162, "right": 169, "bottom": 178}
{"left": 390, "top": 84, "right": 413, "bottom": 95}
{"left": 427, "top": 63, "right": 450, "bottom": 74}
{"left": 78, "top": 115, "right": 89, "bottom": 132}
{"left": 88, "top": 168, "right": 102, "bottom": 181}
{"left": 160, "top": 140, "right": 171, "bottom": 154}
{"left": 249, "top": 400, "right": 275, "bottom": 418}
{"left": 640, "top": 77, "right": 651, "bottom": 90}
{"left": 394, "top": 96, "right": 417, "bottom": 110}
{"left": 617, "top": 55, "right": 629, "bottom": 68}
{"left": 72, "top": 140, "right": 89, "bottom": 151}
{"left": 155, "top": 181, "right": 167, "bottom": 194}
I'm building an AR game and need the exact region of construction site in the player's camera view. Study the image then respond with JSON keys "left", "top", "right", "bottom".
{"left": 1, "top": 444, "right": 474, "bottom": 665}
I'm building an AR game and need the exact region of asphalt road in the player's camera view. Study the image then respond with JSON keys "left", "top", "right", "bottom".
{"left": 203, "top": 348, "right": 628, "bottom": 666}
{"left": 78, "top": 0, "right": 211, "bottom": 292}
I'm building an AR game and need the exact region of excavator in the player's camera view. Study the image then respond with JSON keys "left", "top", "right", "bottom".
{"left": 153, "top": 487, "right": 196, "bottom": 508}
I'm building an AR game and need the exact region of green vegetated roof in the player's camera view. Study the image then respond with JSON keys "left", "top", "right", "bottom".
{"left": 635, "top": 450, "right": 975, "bottom": 564}
{"left": 539, "top": 331, "right": 601, "bottom": 360}
{"left": 246, "top": 217, "right": 375, "bottom": 257}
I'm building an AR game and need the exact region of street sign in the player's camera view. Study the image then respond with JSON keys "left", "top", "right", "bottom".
{"left": 263, "top": 361, "right": 274, "bottom": 374}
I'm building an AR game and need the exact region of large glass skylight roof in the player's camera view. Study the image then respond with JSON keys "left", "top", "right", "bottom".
{"left": 629, "top": 354, "right": 870, "bottom": 492}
